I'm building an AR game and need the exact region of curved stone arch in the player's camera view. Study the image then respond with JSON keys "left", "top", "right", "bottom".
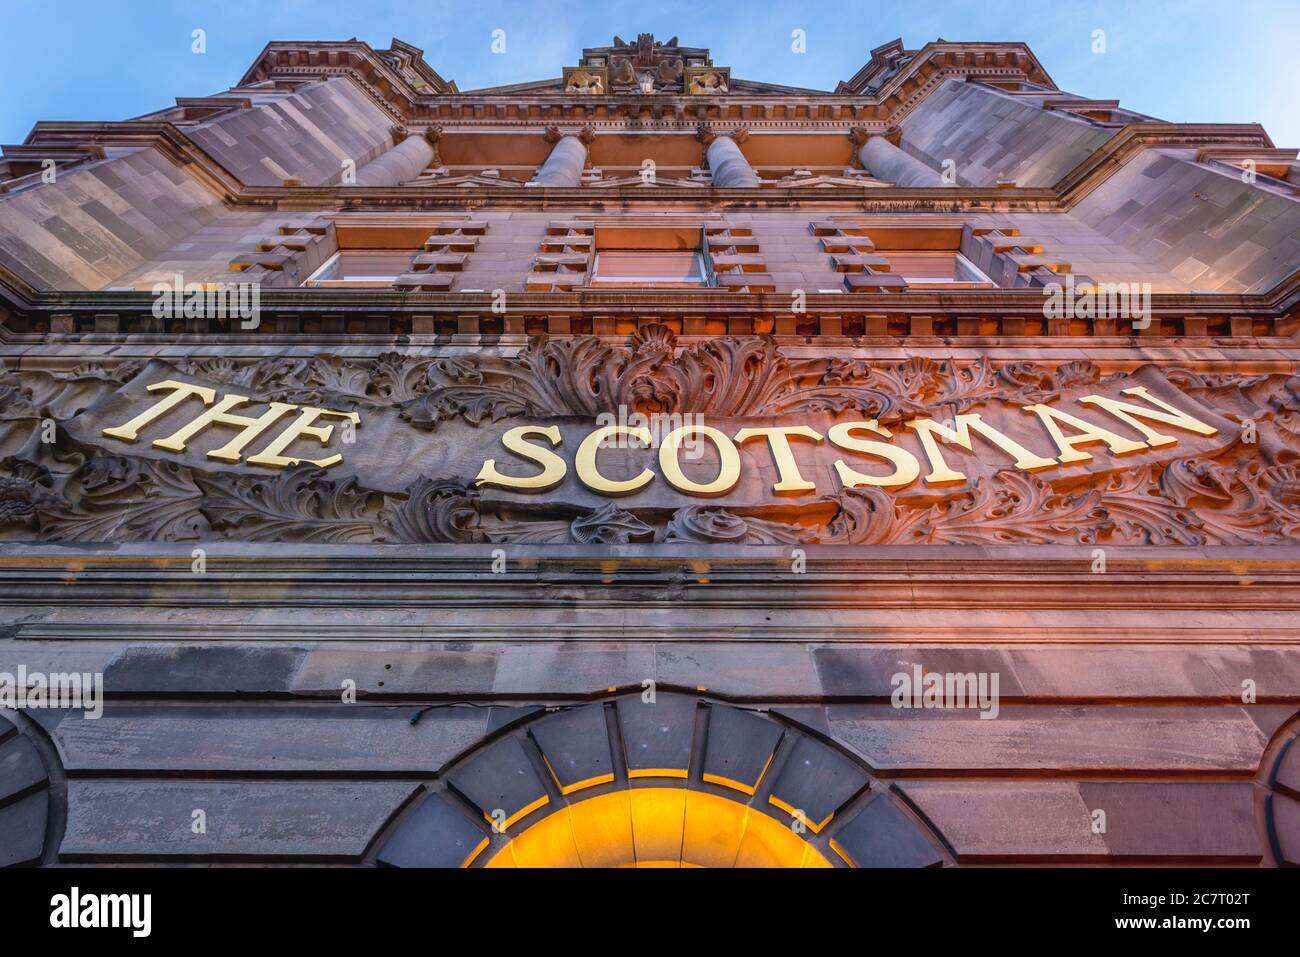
{"left": 1260, "top": 709, "right": 1300, "bottom": 867}
{"left": 374, "top": 690, "right": 946, "bottom": 868}
{"left": 0, "top": 709, "right": 61, "bottom": 867}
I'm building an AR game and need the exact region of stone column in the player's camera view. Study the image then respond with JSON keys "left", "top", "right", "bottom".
{"left": 852, "top": 127, "right": 945, "bottom": 187}
{"left": 530, "top": 126, "right": 595, "bottom": 187}
{"left": 353, "top": 127, "right": 440, "bottom": 186}
{"left": 699, "top": 127, "right": 760, "bottom": 188}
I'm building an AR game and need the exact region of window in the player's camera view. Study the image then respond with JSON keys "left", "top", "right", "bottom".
{"left": 303, "top": 251, "right": 415, "bottom": 287}
{"left": 590, "top": 251, "right": 707, "bottom": 287}
{"left": 887, "top": 251, "right": 994, "bottom": 289}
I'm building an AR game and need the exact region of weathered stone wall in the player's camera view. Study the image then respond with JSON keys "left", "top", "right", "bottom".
{"left": 1072, "top": 148, "right": 1300, "bottom": 293}
{"left": 0, "top": 147, "right": 225, "bottom": 290}
{"left": 187, "top": 78, "right": 396, "bottom": 187}
{"left": 901, "top": 79, "right": 1114, "bottom": 187}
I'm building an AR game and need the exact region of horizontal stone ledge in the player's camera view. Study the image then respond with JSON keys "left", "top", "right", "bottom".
{"left": 827, "top": 703, "right": 1294, "bottom": 773}
{"left": 3, "top": 541, "right": 1300, "bottom": 565}
{"left": 11, "top": 625, "right": 1299, "bottom": 647}
{"left": 9, "top": 642, "right": 1300, "bottom": 700}
{"left": 7, "top": 603, "right": 1300, "bottom": 643}
{"left": 12, "top": 286, "right": 1284, "bottom": 313}
{"left": 897, "top": 779, "right": 1263, "bottom": 863}
{"left": 12, "top": 320, "right": 1291, "bottom": 344}
{"left": 25, "top": 699, "right": 1298, "bottom": 777}
{"left": 59, "top": 780, "right": 418, "bottom": 861}
{"left": 6, "top": 344, "right": 1295, "bottom": 370}
{"left": 2, "top": 572, "right": 1296, "bottom": 597}
{"left": 32, "top": 703, "right": 499, "bottom": 774}
{"left": 4, "top": 604, "right": 1300, "bottom": 641}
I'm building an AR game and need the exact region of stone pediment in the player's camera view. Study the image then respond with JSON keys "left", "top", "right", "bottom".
{"left": 400, "top": 172, "right": 527, "bottom": 188}
{"left": 572, "top": 32, "right": 715, "bottom": 94}
{"left": 584, "top": 173, "right": 708, "bottom": 188}
{"left": 775, "top": 173, "right": 893, "bottom": 188}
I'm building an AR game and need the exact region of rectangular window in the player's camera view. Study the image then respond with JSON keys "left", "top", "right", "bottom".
{"left": 303, "top": 251, "right": 415, "bottom": 287}
{"left": 887, "top": 251, "right": 994, "bottom": 289}
{"left": 590, "top": 251, "right": 707, "bottom": 287}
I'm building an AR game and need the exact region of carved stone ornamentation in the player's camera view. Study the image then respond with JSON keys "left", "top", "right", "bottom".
{"left": 686, "top": 68, "right": 729, "bottom": 95}
{"left": 0, "top": 330, "right": 1297, "bottom": 547}
{"left": 401, "top": 324, "right": 1036, "bottom": 426}
{"left": 563, "top": 68, "right": 606, "bottom": 95}
{"left": 195, "top": 465, "right": 386, "bottom": 545}
{"left": 570, "top": 503, "right": 654, "bottom": 544}
{"left": 664, "top": 505, "right": 818, "bottom": 545}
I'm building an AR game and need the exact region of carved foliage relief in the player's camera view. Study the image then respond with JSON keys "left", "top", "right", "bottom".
{"left": 1, "top": 325, "right": 1298, "bottom": 547}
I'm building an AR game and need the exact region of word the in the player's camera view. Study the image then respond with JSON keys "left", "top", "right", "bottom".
{"left": 102, "top": 380, "right": 359, "bottom": 468}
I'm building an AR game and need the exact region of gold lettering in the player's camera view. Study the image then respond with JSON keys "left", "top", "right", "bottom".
{"left": 473, "top": 425, "right": 566, "bottom": 491}
{"left": 905, "top": 414, "right": 1057, "bottom": 485}
{"left": 1023, "top": 404, "right": 1148, "bottom": 463}
{"left": 827, "top": 421, "right": 920, "bottom": 490}
{"left": 245, "top": 407, "right": 360, "bottom": 469}
{"left": 102, "top": 380, "right": 215, "bottom": 442}
{"left": 575, "top": 425, "right": 654, "bottom": 495}
{"left": 733, "top": 426, "right": 823, "bottom": 494}
{"left": 153, "top": 393, "right": 297, "bottom": 462}
{"left": 1077, "top": 386, "right": 1218, "bottom": 448}
{"left": 659, "top": 425, "right": 741, "bottom": 496}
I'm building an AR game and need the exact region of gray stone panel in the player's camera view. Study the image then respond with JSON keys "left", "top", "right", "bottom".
{"left": 188, "top": 79, "right": 395, "bottom": 188}
{"left": 376, "top": 792, "right": 489, "bottom": 868}
{"left": 702, "top": 704, "right": 784, "bottom": 791}
{"left": 104, "top": 643, "right": 307, "bottom": 693}
{"left": 902, "top": 80, "right": 1112, "bottom": 187}
{"left": 0, "top": 790, "right": 48, "bottom": 867}
{"left": 35, "top": 703, "right": 489, "bottom": 774}
{"left": 616, "top": 693, "right": 698, "bottom": 776}
{"left": 828, "top": 793, "right": 943, "bottom": 867}
{"left": 1073, "top": 149, "right": 1300, "bottom": 292}
{"left": 528, "top": 704, "right": 613, "bottom": 792}
{"left": 446, "top": 735, "right": 548, "bottom": 825}
{"left": 768, "top": 735, "right": 869, "bottom": 828}
{"left": 0, "top": 147, "right": 224, "bottom": 290}
{"left": 0, "top": 734, "right": 47, "bottom": 804}
{"left": 60, "top": 780, "right": 416, "bottom": 859}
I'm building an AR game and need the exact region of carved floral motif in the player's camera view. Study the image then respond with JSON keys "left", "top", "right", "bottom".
{"left": 1, "top": 330, "right": 1297, "bottom": 547}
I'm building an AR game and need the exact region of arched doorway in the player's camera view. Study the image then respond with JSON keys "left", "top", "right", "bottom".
{"left": 375, "top": 690, "right": 945, "bottom": 868}
{"left": 485, "top": 787, "right": 830, "bottom": 867}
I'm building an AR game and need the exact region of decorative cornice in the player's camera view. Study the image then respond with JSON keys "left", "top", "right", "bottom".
{"left": 4, "top": 283, "right": 1296, "bottom": 342}
{"left": 235, "top": 39, "right": 1054, "bottom": 130}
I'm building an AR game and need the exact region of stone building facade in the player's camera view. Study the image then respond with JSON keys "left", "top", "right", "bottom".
{"left": 1, "top": 33, "right": 1299, "bottom": 868}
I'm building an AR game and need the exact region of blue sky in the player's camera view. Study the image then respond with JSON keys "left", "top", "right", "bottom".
{"left": 2, "top": 0, "right": 1297, "bottom": 145}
